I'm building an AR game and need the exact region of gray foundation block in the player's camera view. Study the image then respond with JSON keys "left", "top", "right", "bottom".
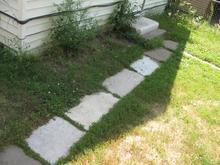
{"left": 131, "top": 56, "right": 160, "bottom": 76}
{"left": 164, "top": 40, "right": 179, "bottom": 51}
{"left": 26, "top": 117, "right": 85, "bottom": 164}
{"left": 0, "top": 146, "right": 41, "bottom": 165}
{"left": 103, "top": 69, "right": 144, "bottom": 97}
{"left": 145, "top": 48, "right": 173, "bottom": 62}
{"left": 66, "top": 92, "right": 119, "bottom": 130}
{"left": 132, "top": 17, "right": 159, "bottom": 35}
{"left": 143, "top": 29, "right": 166, "bottom": 40}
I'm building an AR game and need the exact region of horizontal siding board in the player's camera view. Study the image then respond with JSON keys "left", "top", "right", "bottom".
{"left": 0, "top": 0, "right": 20, "bottom": 19}
{"left": 1, "top": 0, "right": 166, "bottom": 21}
{"left": 0, "top": 26, "right": 49, "bottom": 49}
{"left": 144, "top": 5, "right": 166, "bottom": 15}
{"left": 0, "top": 27, "right": 22, "bottom": 49}
{"left": 0, "top": 4, "right": 116, "bottom": 37}
{"left": 24, "top": 0, "right": 119, "bottom": 20}
{"left": 143, "top": 0, "right": 167, "bottom": 9}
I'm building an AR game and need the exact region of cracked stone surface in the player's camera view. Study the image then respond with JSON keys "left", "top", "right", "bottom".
{"left": 132, "top": 17, "right": 159, "bottom": 35}
{"left": 164, "top": 40, "right": 179, "bottom": 51}
{"left": 66, "top": 92, "right": 119, "bottom": 130}
{"left": 145, "top": 48, "right": 172, "bottom": 62}
{"left": 103, "top": 69, "right": 144, "bottom": 97}
{"left": 0, "top": 145, "right": 41, "bottom": 165}
{"left": 26, "top": 117, "right": 85, "bottom": 164}
{"left": 131, "top": 56, "right": 160, "bottom": 76}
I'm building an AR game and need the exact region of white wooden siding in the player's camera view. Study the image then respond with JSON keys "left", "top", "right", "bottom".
{"left": 0, "top": 0, "right": 21, "bottom": 19}
{"left": 0, "top": 0, "right": 167, "bottom": 50}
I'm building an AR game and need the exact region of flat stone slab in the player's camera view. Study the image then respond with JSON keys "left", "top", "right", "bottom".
{"left": 164, "top": 40, "right": 179, "bottom": 51}
{"left": 143, "top": 29, "right": 166, "bottom": 40}
{"left": 66, "top": 92, "right": 119, "bottom": 130}
{"left": 26, "top": 117, "right": 85, "bottom": 164}
{"left": 132, "top": 17, "right": 159, "bottom": 35}
{"left": 131, "top": 56, "right": 160, "bottom": 76}
{"left": 103, "top": 69, "right": 144, "bottom": 97}
{"left": 145, "top": 48, "right": 173, "bottom": 62}
{"left": 0, "top": 145, "right": 41, "bottom": 165}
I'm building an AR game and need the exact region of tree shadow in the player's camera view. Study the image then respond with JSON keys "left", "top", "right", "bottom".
{"left": 58, "top": 14, "right": 191, "bottom": 164}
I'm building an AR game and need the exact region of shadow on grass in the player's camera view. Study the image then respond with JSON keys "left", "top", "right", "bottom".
{"left": 58, "top": 14, "right": 191, "bottom": 164}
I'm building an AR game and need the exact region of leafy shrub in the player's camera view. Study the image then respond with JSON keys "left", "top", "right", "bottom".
{"left": 109, "top": 0, "right": 137, "bottom": 33}
{"left": 49, "top": 0, "right": 97, "bottom": 55}
{"left": 108, "top": 0, "right": 162, "bottom": 50}
{"left": 167, "top": 0, "right": 181, "bottom": 16}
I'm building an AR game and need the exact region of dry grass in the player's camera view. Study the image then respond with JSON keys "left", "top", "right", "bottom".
{"left": 67, "top": 103, "right": 219, "bottom": 165}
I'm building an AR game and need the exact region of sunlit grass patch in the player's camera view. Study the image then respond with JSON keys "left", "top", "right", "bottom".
{"left": 66, "top": 56, "right": 220, "bottom": 165}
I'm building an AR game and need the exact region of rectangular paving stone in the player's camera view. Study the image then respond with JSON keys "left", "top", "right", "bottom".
{"left": 132, "top": 17, "right": 159, "bottom": 35}
{"left": 66, "top": 92, "right": 119, "bottom": 130}
{"left": 164, "top": 40, "right": 179, "bottom": 51}
{"left": 0, "top": 146, "right": 41, "bottom": 165}
{"left": 131, "top": 56, "right": 160, "bottom": 76}
{"left": 143, "top": 29, "right": 166, "bottom": 40}
{"left": 144, "top": 48, "right": 172, "bottom": 62}
{"left": 26, "top": 117, "right": 85, "bottom": 164}
{"left": 103, "top": 69, "right": 144, "bottom": 97}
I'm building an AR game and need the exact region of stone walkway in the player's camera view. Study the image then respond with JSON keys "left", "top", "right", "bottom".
{"left": 0, "top": 17, "right": 179, "bottom": 165}
{"left": 26, "top": 117, "right": 85, "bottom": 164}
{"left": 66, "top": 92, "right": 119, "bottom": 130}
{"left": 0, "top": 146, "right": 41, "bottom": 165}
{"left": 103, "top": 69, "right": 144, "bottom": 97}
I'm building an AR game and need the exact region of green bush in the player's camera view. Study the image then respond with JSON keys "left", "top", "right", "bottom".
{"left": 167, "top": 0, "right": 181, "bottom": 16}
{"left": 49, "top": 0, "right": 97, "bottom": 56}
{"left": 109, "top": 0, "right": 137, "bottom": 33}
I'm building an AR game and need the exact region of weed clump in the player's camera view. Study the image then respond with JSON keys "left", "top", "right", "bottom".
{"left": 49, "top": 0, "right": 97, "bottom": 56}
{"left": 108, "top": 0, "right": 162, "bottom": 50}
{"left": 109, "top": 0, "right": 137, "bottom": 33}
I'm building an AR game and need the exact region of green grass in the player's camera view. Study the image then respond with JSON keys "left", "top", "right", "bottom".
{"left": 0, "top": 35, "right": 144, "bottom": 151}
{"left": 153, "top": 14, "right": 220, "bottom": 67}
{"left": 54, "top": 14, "right": 220, "bottom": 165}
{"left": 1, "top": 13, "right": 220, "bottom": 165}
{"left": 186, "top": 22, "right": 220, "bottom": 67}
{"left": 61, "top": 39, "right": 220, "bottom": 165}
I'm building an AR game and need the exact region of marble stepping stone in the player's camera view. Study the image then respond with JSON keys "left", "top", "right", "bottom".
{"left": 132, "top": 17, "right": 159, "bottom": 35}
{"left": 66, "top": 92, "right": 119, "bottom": 130}
{"left": 131, "top": 56, "right": 160, "bottom": 76}
{"left": 0, "top": 146, "right": 41, "bottom": 165}
{"left": 26, "top": 117, "right": 84, "bottom": 164}
{"left": 103, "top": 69, "right": 144, "bottom": 97}
{"left": 164, "top": 40, "right": 179, "bottom": 51}
{"left": 145, "top": 48, "right": 172, "bottom": 62}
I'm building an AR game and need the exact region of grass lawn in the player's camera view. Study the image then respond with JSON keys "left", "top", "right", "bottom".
{"left": 154, "top": 14, "right": 220, "bottom": 67}
{"left": 65, "top": 55, "right": 220, "bottom": 165}
{"left": 56, "top": 15, "right": 220, "bottom": 165}
{"left": 0, "top": 13, "right": 220, "bottom": 165}
{"left": 0, "top": 35, "right": 144, "bottom": 151}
